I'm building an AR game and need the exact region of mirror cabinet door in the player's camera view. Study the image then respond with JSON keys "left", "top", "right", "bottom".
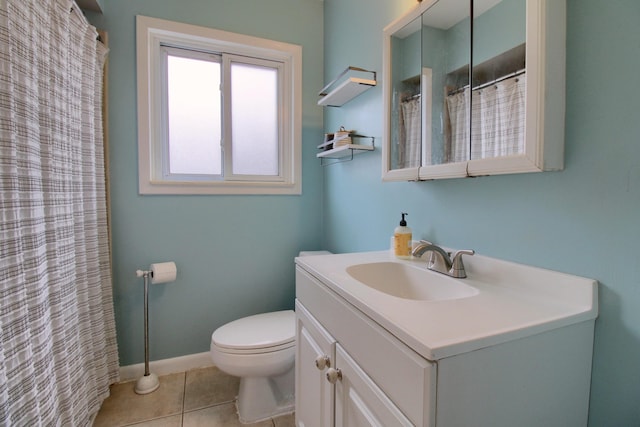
{"left": 383, "top": 0, "right": 565, "bottom": 181}
{"left": 383, "top": 0, "right": 473, "bottom": 180}
{"left": 422, "top": 0, "right": 470, "bottom": 168}
{"left": 470, "top": 0, "right": 526, "bottom": 161}
{"left": 389, "top": 15, "right": 423, "bottom": 173}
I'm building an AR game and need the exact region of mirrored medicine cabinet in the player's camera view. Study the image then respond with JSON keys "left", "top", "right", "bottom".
{"left": 382, "top": 0, "right": 566, "bottom": 181}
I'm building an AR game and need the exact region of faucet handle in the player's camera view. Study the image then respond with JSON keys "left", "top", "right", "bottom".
{"left": 450, "top": 249, "right": 475, "bottom": 278}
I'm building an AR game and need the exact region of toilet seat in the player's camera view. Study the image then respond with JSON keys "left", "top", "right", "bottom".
{"left": 212, "top": 340, "right": 294, "bottom": 355}
{"left": 211, "top": 310, "right": 295, "bottom": 354}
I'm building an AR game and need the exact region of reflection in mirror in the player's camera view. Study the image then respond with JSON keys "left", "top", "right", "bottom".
{"left": 389, "top": 0, "right": 472, "bottom": 170}
{"left": 386, "top": 0, "right": 529, "bottom": 171}
{"left": 469, "top": 0, "right": 526, "bottom": 160}
{"left": 389, "top": 15, "right": 422, "bottom": 170}
{"left": 421, "top": 0, "right": 470, "bottom": 166}
{"left": 384, "top": 0, "right": 565, "bottom": 180}
{"left": 433, "top": 0, "right": 526, "bottom": 163}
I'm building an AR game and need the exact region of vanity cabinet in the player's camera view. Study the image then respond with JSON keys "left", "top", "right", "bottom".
{"left": 295, "top": 253, "right": 596, "bottom": 427}
{"left": 295, "top": 267, "right": 436, "bottom": 427}
{"left": 295, "top": 302, "right": 335, "bottom": 427}
{"left": 333, "top": 344, "right": 413, "bottom": 426}
{"left": 296, "top": 301, "right": 415, "bottom": 427}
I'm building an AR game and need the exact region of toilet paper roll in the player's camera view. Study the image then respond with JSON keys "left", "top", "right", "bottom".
{"left": 150, "top": 262, "right": 177, "bottom": 284}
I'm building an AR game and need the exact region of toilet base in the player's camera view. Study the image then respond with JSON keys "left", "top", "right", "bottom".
{"left": 236, "top": 367, "right": 294, "bottom": 424}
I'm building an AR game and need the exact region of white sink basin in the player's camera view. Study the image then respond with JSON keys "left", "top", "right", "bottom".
{"left": 346, "top": 262, "right": 479, "bottom": 301}
{"left": 296, "top": 250, "right": 598, "bottom": 360}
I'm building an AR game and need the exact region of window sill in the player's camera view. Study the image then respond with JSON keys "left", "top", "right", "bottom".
{"left": 140, "top": 179, "right": 301, "bottom": 196}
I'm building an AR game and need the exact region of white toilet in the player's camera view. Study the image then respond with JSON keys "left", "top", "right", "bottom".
{"left": 210, "top": 251, "right": 330, "bottom": 423}
{"left": 210, "top": 310, "right": 296, "bottom": 423}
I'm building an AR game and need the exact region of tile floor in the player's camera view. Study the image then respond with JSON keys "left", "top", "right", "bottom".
{"left": 93, "top": 367, "right": 295, "bottom": 427}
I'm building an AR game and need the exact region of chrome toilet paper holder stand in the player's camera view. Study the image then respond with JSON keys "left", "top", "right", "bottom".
{"left": 133, "top": 268, "right": 159, "bottom": 395}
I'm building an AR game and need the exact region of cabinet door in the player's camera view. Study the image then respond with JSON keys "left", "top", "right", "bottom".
{"left": 334, "top": 344, "right": 413, "bottom": 427}
{"left": 295, "top": 300, "right": 336, "bottom": 427}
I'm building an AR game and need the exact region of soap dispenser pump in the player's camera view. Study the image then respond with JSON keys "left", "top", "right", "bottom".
{"left": 394, "top": 212, "right": 412, "bottom": 259}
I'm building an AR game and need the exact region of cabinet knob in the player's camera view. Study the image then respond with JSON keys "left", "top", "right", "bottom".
{"left": 326, "top": 368, "right": 342, "bottom": 384}
{"left": 315, "top": 355, "right": 331, "bottom": 370}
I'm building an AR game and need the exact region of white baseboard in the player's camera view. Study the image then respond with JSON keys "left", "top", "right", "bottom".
{"left": 119, "top": 352, "right": 214, "bottom": 382}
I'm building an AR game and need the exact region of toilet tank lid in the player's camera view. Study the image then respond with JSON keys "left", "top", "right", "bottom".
{"left": 212, "top": 310, "right": 295, "bottom": 350}
{"left": 298, "top": 250, "right": 332, "bottom": 257}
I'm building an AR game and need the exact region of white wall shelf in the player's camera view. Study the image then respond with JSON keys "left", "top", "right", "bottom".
{"left": 317, "top": 144, "right": 375, "bottom": 159}
{"left": 317, "top": 135, "right": 375, "bottom": 166}
{"left": 318, "top": 66, "right": 377, "bottom": 107}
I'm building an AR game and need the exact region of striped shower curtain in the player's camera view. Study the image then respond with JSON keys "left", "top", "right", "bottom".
{"left": 446, "top": 73, "right": 526, "bottom": 162}
{"left": 445, "top": 88, "right": 471, "bottom": 163}
{"left": 398, "top": 96, "right": 421, "bottom": 169}
{"left": 471, "top": 75, "right": 526, "bottom": 160}
{"left": 0, "top": 0, "right": 119, "bottom": 424}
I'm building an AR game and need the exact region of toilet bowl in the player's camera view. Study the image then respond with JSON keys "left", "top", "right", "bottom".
{"left": 210, "top": 310, "right": 296, "bottom": 423}
{"left": 210, "top": 251, "right": 331, "bottom": 422}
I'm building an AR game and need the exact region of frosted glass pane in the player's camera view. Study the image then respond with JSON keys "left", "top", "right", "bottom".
{"left": 167, "top": 55, "right": 221, "bottom": 175}
{"left": 231, "top": 63, "right": 279, "bottom": 176}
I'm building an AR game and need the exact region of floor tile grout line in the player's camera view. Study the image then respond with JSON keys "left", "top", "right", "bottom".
{"left": 182, "top": 398, "right": 237, "bottom": 415}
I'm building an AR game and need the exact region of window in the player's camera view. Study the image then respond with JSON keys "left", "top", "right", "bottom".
{"left": 136, "top": 16, "right": 302, "bottom": 195}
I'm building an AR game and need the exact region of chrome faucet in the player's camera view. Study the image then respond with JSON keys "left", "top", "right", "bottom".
{"left": 411, "top": 240, "right": 475, "bottom": 278}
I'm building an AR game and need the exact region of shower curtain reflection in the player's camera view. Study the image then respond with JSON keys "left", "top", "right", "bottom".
{"left": 398, "top": 95, "right": 421, "bottom": 169}
{"left": 446, "top": 73, "right": 526, "bottom": 162}
{"left": 445, "top": 88, "right": 471, "bottom": 163}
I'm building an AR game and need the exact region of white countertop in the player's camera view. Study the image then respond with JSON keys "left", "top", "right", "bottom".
{"left": 295, "top": 251, "right": 598, "bottom": 360}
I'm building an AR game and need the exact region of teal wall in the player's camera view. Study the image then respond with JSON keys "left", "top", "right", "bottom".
{"left": 395, "top": 25, "right": 422, "bottom": 82}
{"left": 472, "top": 0, "right": 526, "bottom": 66}
{"left": 323, "top": 0, "right": 640, "bottom": 425}
{"left": 444, "top": 0, "right": 525, "bottom": 70}
{"left": 86, "top": 0, "right": 640, "bottom": 424}
{"left": 85, "top": 0, "right": 324, "bottom": 366}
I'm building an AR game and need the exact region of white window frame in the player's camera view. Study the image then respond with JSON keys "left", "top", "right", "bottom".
{"left": 136, "top": 15, "right": 302, "bottom": 195}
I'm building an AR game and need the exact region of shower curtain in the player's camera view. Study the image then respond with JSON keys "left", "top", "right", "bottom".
{"left": 0, "top": 0, "right": 119, "bottom": 425}
{"left": 471, "top": 75, "right": 526, "bottom": 160}
{"left": 398, "top": 96, "right": 421, "bottom": 169}
{"left": 446, "top": 74, "right": 526, "bottom": 162}
{"left": 445, "top": 88, "right": 471, "bottom": 163}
